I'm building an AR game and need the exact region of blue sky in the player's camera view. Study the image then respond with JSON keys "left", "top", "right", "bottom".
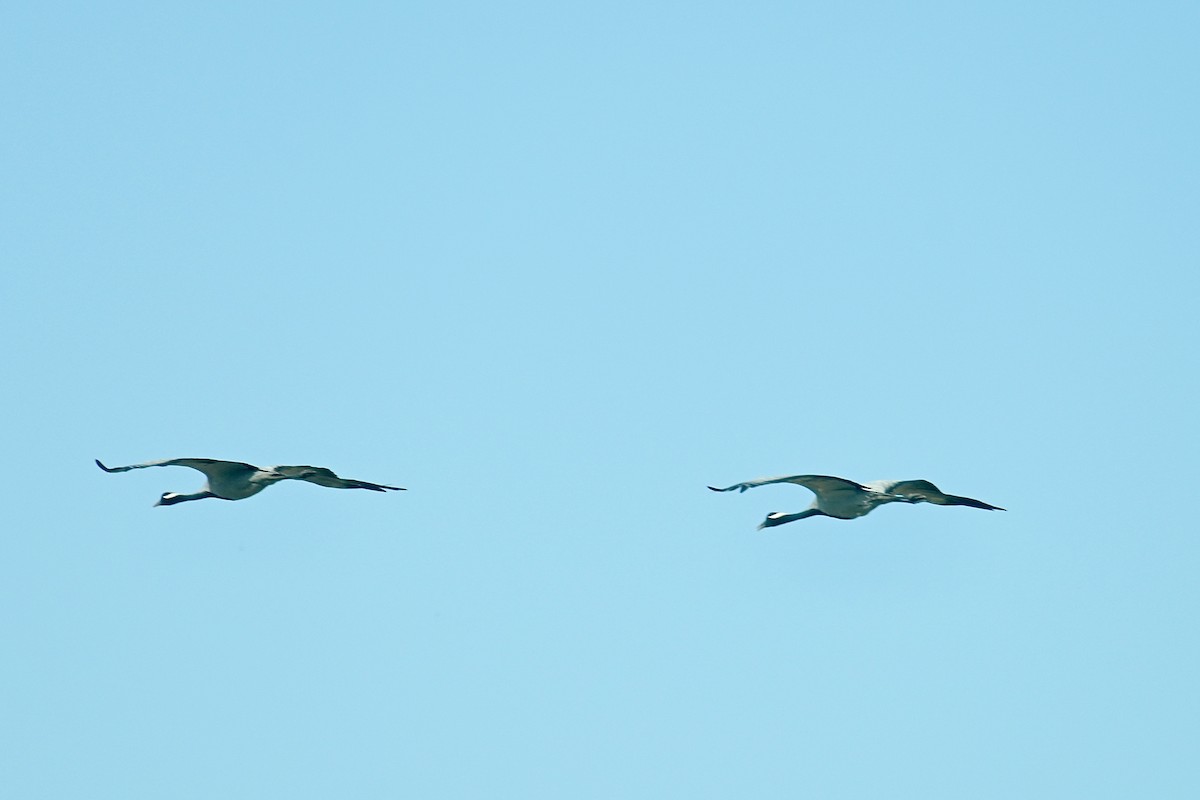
{"left": 2, "top": 1, "right": 1197, "bottom": 797}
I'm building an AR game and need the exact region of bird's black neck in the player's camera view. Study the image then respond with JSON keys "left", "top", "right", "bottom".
{"left": 158, "top": 490, "right": 218, "bottom": 506}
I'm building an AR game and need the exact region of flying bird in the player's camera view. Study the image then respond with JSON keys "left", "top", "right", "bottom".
{"left": 708, "top": 474, "right": 1003, "bottom": 528}
{"left": 96, "top": 457, "right": 405, "bottom": 506}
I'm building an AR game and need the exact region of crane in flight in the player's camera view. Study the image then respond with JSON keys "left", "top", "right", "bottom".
{"left": 708, "top": 474, "right": 1003, "bottom": 528}
{"left": 96, "top": 457, "right": 405, "bottom": 506}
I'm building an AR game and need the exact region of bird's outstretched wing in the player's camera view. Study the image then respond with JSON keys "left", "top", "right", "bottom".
{"left": 880, "top": 479, "right": 1004, "bottom": 511}
{"left": 272, "top": 465, "right": 405, "bottom": 492}
{"left": 708, "top": 474, "right": 867, "bottom": 496}
{"left": 95, "top": 457, "right": 259, "bottom": 481}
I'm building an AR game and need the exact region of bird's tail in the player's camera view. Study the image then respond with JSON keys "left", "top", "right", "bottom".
{"left": 348, "top": 480, "right": 406, "bottom": 492}
{"left": 940, "top": 494, "right": 1005, "bottom": 511}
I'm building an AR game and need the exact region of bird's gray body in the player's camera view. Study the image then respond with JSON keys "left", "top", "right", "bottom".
{"left": 96, "top": 457, "right": 404, "bottom": 506}
{"left": 708, "top": 474, "right": 1003, "bottom": 528}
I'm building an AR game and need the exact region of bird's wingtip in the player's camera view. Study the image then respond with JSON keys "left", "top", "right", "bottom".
{"left": 95, "top": 459, "right": 113, "bottom": 472}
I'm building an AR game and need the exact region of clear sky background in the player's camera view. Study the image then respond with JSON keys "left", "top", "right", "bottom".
{"left": 2, "top": 1, "right": 1197, "bottom": 797}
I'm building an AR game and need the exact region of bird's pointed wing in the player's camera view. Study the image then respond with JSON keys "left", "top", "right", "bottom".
{"left": 708, "top": 474, "right": 867, "bottom": 496}
{"left": 272, "top": 465, "right": 405, "bottom": 492}
{"left": 882, "top": 479, "right": 1005, "bottom": 510}
{"left": 95, "top": 457, "right": 259, "bottom": 481}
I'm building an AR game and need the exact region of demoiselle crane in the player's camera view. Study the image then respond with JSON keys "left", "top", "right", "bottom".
{"left": 708, "top": 474, "right": 1003, "bottom": 528}
{"left": 96, "top": 457, "right": 405, "bottom": 506}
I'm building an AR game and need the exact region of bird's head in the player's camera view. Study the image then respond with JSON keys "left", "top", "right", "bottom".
{"left": 155, "top": 492, "right": 184, "bottom": 507}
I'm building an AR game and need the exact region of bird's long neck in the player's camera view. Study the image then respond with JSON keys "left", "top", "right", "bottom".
{"left": 759, "top": 509, "right": 826, "bottom": 528}
{"left": 157, "top": 491, "right": 217, "bottom": 506}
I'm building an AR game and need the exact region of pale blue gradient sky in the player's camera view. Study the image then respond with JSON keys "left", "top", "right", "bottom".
{"left": 2, "top": 2, "right": 1198, "bottom": 798}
